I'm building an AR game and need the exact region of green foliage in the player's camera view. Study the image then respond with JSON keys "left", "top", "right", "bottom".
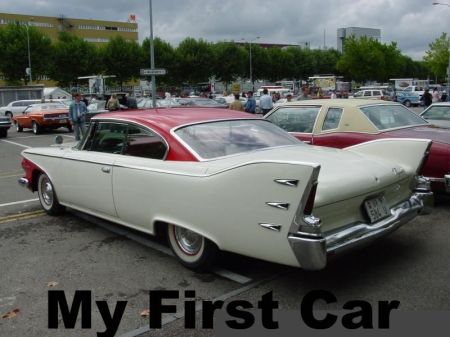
{"left": 141, "top": 37, "right": 177, "bottom": 85}
{"left": 212, "top": 42, "right": 246, "bottom": 84}
{"left": 48, "top": 32, "right": 100, "bottom": 87}
{"left": 175, "top": 38, "right": 214, "bottom": 84}
{"left": 424, "top": 32, "right": 449, "bottom": 81}
{"left": 0, "top": 23, "right": 52, "bottom": 84}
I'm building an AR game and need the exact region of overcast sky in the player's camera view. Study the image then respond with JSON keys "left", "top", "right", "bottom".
{"left": 1, "top": 0, "right": 449, "bottom": 60}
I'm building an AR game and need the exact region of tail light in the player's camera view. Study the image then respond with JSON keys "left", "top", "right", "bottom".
{"left": 303, "top": 182, "right": 318, "bottom": 215}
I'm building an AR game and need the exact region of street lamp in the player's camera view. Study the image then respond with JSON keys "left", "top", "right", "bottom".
{"left": 432, "top": 2, "right": 450, "bottom": 101}
{"left": 24, "top": 22, "right": 32, "bottom": 84}
{"left": 242, "top": 37, "right": 260, "bottom": 91}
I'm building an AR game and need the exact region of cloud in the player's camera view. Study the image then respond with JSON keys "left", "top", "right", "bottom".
{"left": 1, "top": 0, "right": 449, "bottom": 60}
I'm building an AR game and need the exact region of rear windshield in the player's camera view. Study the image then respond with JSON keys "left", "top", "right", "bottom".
{"left": 175, "top": 119, "right": 300, "bottom": 159}
{"left": 422, "top": 106, "right": 450, "bottom": 121}
{"left": 360, "top": 104, "right": 428, "bottom": 130}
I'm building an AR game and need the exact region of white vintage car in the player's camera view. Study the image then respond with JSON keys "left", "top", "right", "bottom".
{"left": 18, "top": 108, "right": 433, "bottom": 270}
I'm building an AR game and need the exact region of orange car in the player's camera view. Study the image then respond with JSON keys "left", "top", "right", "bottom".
{"left": 14, "top": 103, "right": 72, "bottom": 135}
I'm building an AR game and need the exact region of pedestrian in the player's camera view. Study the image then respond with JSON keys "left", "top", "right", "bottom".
{"left": 432, "top": 88, "right": 440, "bottom": 103}
{"left": 69, "top": 93, "right": 88, "bottom": 141}
{"left": 421, "top": 89, "right": 432, "bottom": 108}
{"left": 229, "top": 93, "right": 244, "bottom": 111}
{"left": 441, "top": 90, "right": 448, "bottom": 102}
{"left": 244, "top": 91, "right": 256, "bottom": 113}
{"left": 286, "top": 93, "right": 293, "bottom": 102}
{"left": 330, "top": 90, "right": 337, "bottom": 99}
{"left": 106, "top": 94, "right": 120, "bottom": 111}
{"left": 260, "top": 88, "right": 273, "bottom": 114}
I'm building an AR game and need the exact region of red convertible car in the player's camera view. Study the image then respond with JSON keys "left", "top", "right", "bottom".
{"left": 265, "top": 99, "right": 450, "bottom": 193}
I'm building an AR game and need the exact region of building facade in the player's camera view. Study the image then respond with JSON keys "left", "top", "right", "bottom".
{"left": 0, "top": 12, "right": 138, "bottom": 44}
{"left": 337, "top": 27, "right": 381, "bottom": 52}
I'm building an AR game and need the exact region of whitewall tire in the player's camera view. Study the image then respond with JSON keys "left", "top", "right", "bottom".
{"left": 37, "top": 173, "right": 65, "bottom": 215}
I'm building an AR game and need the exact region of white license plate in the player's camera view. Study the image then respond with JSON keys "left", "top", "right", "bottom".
{"left": 364, "top": 196, "right": 390, "bottom": 223}
{"left": 59, "top": 119, "right": 67, "bottom": 124}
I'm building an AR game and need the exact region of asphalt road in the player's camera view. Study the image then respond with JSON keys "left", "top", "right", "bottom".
{"left": 0, "top": 119, "right": 449, "bottom": 337}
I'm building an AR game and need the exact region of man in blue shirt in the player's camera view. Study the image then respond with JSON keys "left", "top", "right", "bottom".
{"left": 259, "top": 88, "right": 273, "bottom": 114}
{"left": 244, "top": 91, "right": 256, "bottom": 113}
{"left": 69, "top": 93, "right": 88, "bottom": 141}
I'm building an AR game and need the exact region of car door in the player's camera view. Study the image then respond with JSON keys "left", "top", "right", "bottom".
{"left": 15, "top": 106, "right": 33, "bottom": 128}
{"left": 265, "top": 106, "right": 321, "bottom": 144}
{"left": 58, "top": 121, "right": 127, "bottom": 217}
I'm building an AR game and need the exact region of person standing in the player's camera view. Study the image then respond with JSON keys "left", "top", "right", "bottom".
{"left": 260, "top": 88, "right": 273, "bottom": 114}
{"left": 441, "top": 90, "right": 448, "bottom": 102}
{"left": 244, "top": 91, "right": 256, "bottom": 113}
{"left": 106, "top": 94, "right": 120, "bottom": 111}
{"left": 69, "top": 93, "right": 88, "bottom": 141}
{"left": 229, "top": 94, "right": 244, "bottom": 111}
{"left": 432, "top": 88, "right": 440, "bottom": 103}
{"left": 421, "top": 89, "right": 432, "bottom": 108}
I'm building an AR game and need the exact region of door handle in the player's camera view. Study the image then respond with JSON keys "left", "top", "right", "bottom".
{"left": 101, "top": 166, "right": 111, "bottom": 173}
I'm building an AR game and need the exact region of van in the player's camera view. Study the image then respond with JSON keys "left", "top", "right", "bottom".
{"left": 255, "top": 86, "right": 292, "bottom": 98}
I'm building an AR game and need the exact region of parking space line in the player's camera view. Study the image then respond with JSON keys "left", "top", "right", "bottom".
{"left": 72, "top": 210, "right": 254, "bottom": 285}
{"left": 0, "top": 210, "right": 45, "bottom": 224}
{"left": 0, "top": 139, "right": 31, "bottom": 148}
{"left": 0, "top": 173, "right": 23, "bottom": 179}
{"left": 0, "top": 198, "right": 39, "bottom": 208}
{"left": 119, "top": 271, "right": 287, "bottom": 337}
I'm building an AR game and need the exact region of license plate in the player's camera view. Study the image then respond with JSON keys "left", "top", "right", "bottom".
{"left": 364, "top": 196, "right": 390, "bottom": 223}
{"left": 59, "top": 119, "right": 67, "bottom": 124}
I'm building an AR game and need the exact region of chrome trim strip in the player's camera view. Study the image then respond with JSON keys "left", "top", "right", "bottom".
{"left": 259, "top": 223, "right": 282, "bottom": 232}
{"left": 274, "top": 179, "right": 299, "bottom": 187}
{"left": 266, "top": 202, "right": 290, "bottom": 210}
{"left": 426, "top": 177, "right": 445, "bottom": 183}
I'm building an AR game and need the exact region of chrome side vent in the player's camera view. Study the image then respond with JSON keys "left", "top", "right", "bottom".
{"left": 266, "top": 202, "right": 290, "bottom": 210}
{"left": 274, "top": 179, "right": 299, "bottom": 187}
{"left": 259, "top": 223, "right": 282, "bottom": 232}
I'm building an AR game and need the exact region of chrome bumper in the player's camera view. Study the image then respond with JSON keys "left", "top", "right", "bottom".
{"left": 426, "top": 174, "right": 450, "bottom": 193}
{"left": 288, "top": 190, "right": 433, "bottom": 270}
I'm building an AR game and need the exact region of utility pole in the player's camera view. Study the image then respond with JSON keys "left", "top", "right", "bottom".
{"left": 149, "top": 0, "right": 156, "bottom": 107}
{"left": 25, "top": 23, "right": 32, "bottom": 84}
{"left": 432, "top": 2, "right": 450, "bottom": 101}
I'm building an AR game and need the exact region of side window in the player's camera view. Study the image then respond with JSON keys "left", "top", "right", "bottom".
{"left": 354, "top": 91, "right": 363, "bottom": 97}
{"left": 266, "top": 107, "right": 320, "bottom": 133}
{"left": 373, "top": 90, "right": 382, "bottom": 96}
{"left": 322, "top": 108, "right": 343, "bottom": 131}
{"left": 124, "top": 125, "right": 167, "bottom": 159}
{"left": 84, "top": 122, "right": 127, "bottom": 154}
{"left": 363, "top": 91, "right": 372, "bottom": 96}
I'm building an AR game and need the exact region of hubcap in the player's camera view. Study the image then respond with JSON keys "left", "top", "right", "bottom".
{"left": 33, "top": 123, "right": 37, "bottom": 133}
{"left": 174, "top": 227, "right": 202, "bottom": 255}
{"left": 40, "top": 177, "right": 53, "bottom": 206}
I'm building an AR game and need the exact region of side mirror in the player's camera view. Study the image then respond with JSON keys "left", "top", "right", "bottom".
{"left": 54, "top": 135, "right": 63, "bottom": 145}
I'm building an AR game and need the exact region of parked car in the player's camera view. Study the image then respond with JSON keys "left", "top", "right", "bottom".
{"left": 402, "top": 86, "right": 426, "bottom": 100}
{"left": 175, "top": 97, "right": 228, "bottom": 108}
{"left": 349, "top": 89, "right": 390, "bottom": 100}
{"left": 264, "top": 99, "right": 450, "bottom": 193}
{"left": 0, "top": 99, "right": 42, "bottom": 118}
{"left": 18, "top": 108, "right": 432, "bottom": 271}
{"left": 13, "top": 103, "right": 71, "bottom": 135}
{"left": 0, "top": 114, "right": 12, "bottom": 138}
{"left": 137, "top": 98, "right": 181, "bottom": 109}
{"left": 420, "top": 102, "right": 450, "bottom": 128}
{"left": 85, "top": 100, "right": 128, "bottom": 122}
{"left": 395, "top": 91, "right": 420, "bottom": 107}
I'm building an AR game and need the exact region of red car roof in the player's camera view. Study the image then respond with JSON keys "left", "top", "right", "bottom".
{"left": 93, "top": 108, "right": 253, "bottom": 131}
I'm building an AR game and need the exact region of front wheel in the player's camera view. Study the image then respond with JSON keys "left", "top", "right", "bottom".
{"left": 167, "top": 224, "right": 218, "bottom": 271}
{"left": 32, "top": 121, "right": 41, "bottom": 135}
{"left": 16, "top": 122, "right": 23, "bottom": 132}
{"left": 37, "top": 173, "right": 65, "bottom": 215}
{"left": 404, "top": 100, "right": 411, "bottom": 107}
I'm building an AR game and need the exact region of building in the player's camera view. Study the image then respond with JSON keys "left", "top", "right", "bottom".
{"left": 337, "top": 27, "right": 381, "bottom": 52}
{"left": 0, "top": 12, "right": 138, "bottom": 44}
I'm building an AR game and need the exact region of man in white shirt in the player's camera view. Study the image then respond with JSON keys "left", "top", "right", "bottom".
{"left": 259, "top": 88, "right": 273, "bottom": 114}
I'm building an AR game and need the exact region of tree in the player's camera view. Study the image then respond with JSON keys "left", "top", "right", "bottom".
{"left": 0, "top": 23, "right": 52, "bottom": 84}
{"left": 102, "top": 36, "right": 141, "bottom": 89}
{"left": 424, "top": 32, "right": 449, "bottom": 82}
{"left": 47, "top": 32, "right": 100, "bottom": 87}
{"left": 212, "top": 42, "right": 246, "bottom": 88}
{"left": 141, "top": 37, "right": 177, "bottom": 86}
{"left": 174, "top": 38, "right": 214, "bottom": 85}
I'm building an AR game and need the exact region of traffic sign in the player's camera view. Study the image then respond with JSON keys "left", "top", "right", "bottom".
{"left": 140, "top": 68, "right": 167, "bottom": 76}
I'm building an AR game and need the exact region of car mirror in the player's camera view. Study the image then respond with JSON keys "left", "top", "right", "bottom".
{"left": 54, "top": 135, "right": 63, "bottom": 145}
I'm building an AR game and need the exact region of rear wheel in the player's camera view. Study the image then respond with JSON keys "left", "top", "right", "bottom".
{"left": 167, "top": 224, "right": 218, "bottom": 271}
{"left": 0, "top": 129, "right": 7, "bottom": 138}
{"left": 15, "top": 122, "right": 23, "bottom": 132}
{"left": 32, "top": 121, "right": 41, "bottom": 135}
{"left": 37, "top": 173, "right": 65, "bottom": 215}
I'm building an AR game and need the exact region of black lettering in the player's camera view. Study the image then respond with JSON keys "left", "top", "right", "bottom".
{"left": 378, "top": 301, "right": 400, "bottom": 328}
{"left": 48, "top": 290, "right": 91, "bottom": 329}
{"left": 342, "top": 300, "right": 373, "bottom": 329}
{"left": 96, "top": 300, "right": 127, "bottom": 337}
{"left": 301, "top": 290, "right": 337, "bottom": 329}
{"left": 149, "top": 290, "right": 179, "bottom": 329}
{"left": 226, "top": 300, "right": 254, "bottom": 329}
{"left": 184, "top": 290, "right": 196, "bottom": 329}
{"left": 257, "top": 291, "right": 279, "bottom": 329}
{"left": 202, "top": 300, "right": 224, "bottom": 329}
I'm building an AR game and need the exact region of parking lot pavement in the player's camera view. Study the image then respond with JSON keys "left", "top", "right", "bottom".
{"left": 0, "top": 126, "right": 449, "bottom": 336}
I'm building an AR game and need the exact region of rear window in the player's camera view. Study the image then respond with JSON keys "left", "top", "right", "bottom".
{"left": 422, "top": 106, "right": 450, "bottom": 121}
{"left": 360, "top": 104, "right": 428, "bottom": 130}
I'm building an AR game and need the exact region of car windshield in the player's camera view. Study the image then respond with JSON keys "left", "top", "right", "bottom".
{"left": 360, "top": 104, "right": 428, "bottom": 130}
{"left": 175, "top": 119, "right": 300, "bottom": 159}
{"left": 422, "top": 105, "right": 450, "bottom": 121}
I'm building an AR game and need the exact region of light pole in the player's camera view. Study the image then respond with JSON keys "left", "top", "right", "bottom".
{"left": 24, "top": 22, "right": 32, "bottom": 84}
{"left": 148, "top": 0, "right": 156, "bottom": 108}
{"left": 432, "top": 2, "right": 450, "bottom": 101}
{"left": 242, "top": 37, "right": 260, "bottom": 91}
